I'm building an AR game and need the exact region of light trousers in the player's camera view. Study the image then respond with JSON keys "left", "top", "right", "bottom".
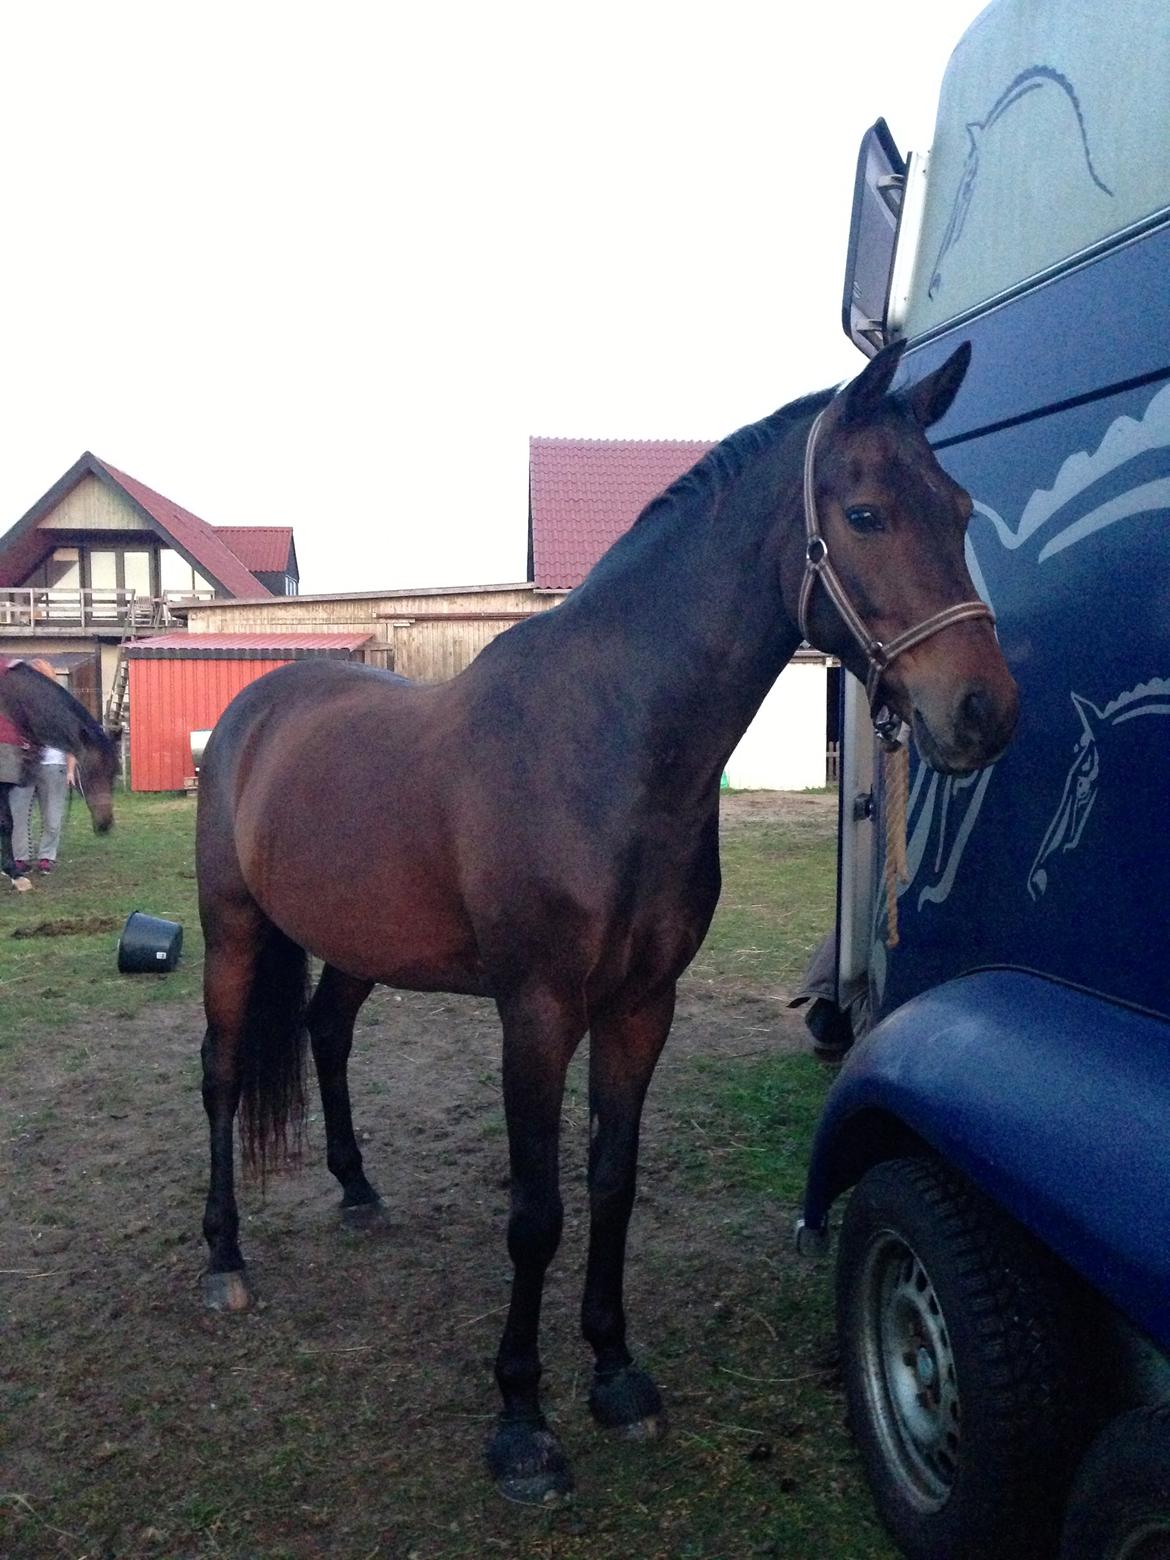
{"left": 10, "top": 762, "right": 69, "bottom": 864}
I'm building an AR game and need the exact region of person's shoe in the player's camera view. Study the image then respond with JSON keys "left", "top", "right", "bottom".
{"left": 12, "top": 860, "right": 29, "bottom": 876}
{"left": 36, "top": 859, "right": 54, "bottom": 874}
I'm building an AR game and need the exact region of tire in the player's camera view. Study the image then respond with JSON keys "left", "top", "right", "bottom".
{"left": 1060, "top": 1407, "right": 1170, "bottom": 1560}
{"left": 836, "top": 1156, "right": 1078, "bottom": 1560}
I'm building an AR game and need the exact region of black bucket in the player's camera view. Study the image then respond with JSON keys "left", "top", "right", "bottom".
{"left": 118, "top": 911, "right": 183, "bottom": 973}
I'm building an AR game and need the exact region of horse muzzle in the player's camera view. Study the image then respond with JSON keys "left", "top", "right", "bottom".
{"left": 911, "top": 676, "right": 1020, "bottom": 776}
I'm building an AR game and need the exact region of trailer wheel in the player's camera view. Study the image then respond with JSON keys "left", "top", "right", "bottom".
{"left": 1060, "top": 1407, "right": 1170, "bottom": 1560}
{"left": 836, "top": 1156, "right": 1077, "bottom": 1560}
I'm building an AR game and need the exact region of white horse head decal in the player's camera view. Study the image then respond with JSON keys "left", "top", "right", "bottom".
{"left": 1029, "top": 680, "right": 1170, "bottom": 899}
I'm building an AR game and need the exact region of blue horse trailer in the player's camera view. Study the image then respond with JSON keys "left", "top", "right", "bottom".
{"left": 798, "top": 3, "right": 1170, "bottom": 1557}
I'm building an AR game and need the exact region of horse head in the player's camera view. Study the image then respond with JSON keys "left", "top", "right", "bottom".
{"left": 3, "top": 661, "right": 120, "bottom": 835}
{"left": 76, "top": 725, "right": 119, "bottom": 834}
{"left": 792, "top": 340, "right": 1019, "bottom": 776}
{"left": 1028, "top": 682, "right": 1170, "bottom": 901}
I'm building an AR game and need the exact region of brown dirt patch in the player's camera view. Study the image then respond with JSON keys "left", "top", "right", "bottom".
{"left": 720, "top": 790, "right": 837, "bottom": 829}
{"left": 0, "top": 976, "right": 865, "bottom": 1559}
{"left": 11, "top": 916, "right": 122, "bottom": 940}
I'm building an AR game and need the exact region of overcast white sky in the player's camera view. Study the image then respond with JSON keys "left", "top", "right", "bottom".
{"left": 2, "top": 0, "right": 989, "bottom": 594}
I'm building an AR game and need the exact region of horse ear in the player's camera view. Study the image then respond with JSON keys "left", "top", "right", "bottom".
{"left": 905, "top": 340, "right": 972, "bottom": 428}
{"left": 1071, "top": 691, "right": 1104, "bottom": 742}
{"left": 840, "top": 340, "right": 907, "bottom": 423}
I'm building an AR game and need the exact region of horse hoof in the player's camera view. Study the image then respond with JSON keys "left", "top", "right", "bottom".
{"left": 11, "top": 875, "right": 32, "bottom": 893}
{"left": 340, "top": 1199, "right": 389, "bottom": 1233}
{"left": 590, "top": 1363, "right": 668, "bottom": 1440}
{"left": 201, "top": 1268, "right": 253, "bottom": 1312}
{"left": 486, "top": 1415, "right": 574, "bottom": 1506}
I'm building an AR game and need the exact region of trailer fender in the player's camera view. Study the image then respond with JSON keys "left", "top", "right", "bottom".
{"left": 800, "top": 970, "right": 1170, "bottom": 1351}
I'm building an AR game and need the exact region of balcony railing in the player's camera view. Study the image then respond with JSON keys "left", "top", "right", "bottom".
{"left": 0, "top": 588, "right": 216, "bottom": 630}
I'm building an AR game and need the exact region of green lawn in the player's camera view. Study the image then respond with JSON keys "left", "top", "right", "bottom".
{"left": 0, "top": 791, "right": 204, "bottom": 1056}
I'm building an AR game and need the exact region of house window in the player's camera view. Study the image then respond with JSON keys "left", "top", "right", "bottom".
{"left": 123, "top": 550, "right": 152, "bottom": 600}
{"left": 30, "top": 548, "right": 83, "bottom": 619}
{"left": 87, "top": 549, "right": 152, "bottom": 616}
{"left": 160, "top": 548, "right": 212, "bottom": 596}
{"left": 29, "top": 547, "right": 81, "bottom": 590}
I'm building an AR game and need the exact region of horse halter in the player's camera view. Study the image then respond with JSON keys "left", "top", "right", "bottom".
{"left": 798, "top": 405, "right": 995, "bottom": 743}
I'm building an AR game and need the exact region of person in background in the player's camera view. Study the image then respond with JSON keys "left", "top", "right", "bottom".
{"left": 9, "top": 659, "right": 76, "bottom": 877}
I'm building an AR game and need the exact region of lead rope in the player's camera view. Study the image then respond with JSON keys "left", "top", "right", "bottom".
{"left": 883, "top": 734, "right": 910, "bottom": 947}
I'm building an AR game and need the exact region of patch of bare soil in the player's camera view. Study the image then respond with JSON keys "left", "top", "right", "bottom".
{"left": 11, "top": 916, "right": 121, "bottom": 939}
{"left": 0, "top": 975, "right": 849, "bottom": 1560}
{"left": 719, "top": 789, "right": 837, "bottom": 830}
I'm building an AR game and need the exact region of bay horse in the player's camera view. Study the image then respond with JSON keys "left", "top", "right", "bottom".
{"left": 0, "top": 659, "right": 118, "bottom": 881}
{"left": 196, "top": 340, "right": 1019, "bottom": 1502}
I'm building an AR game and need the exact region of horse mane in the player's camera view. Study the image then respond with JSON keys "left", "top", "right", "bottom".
{"left": 635, "top": 386, "right": 836, "bottom": 528}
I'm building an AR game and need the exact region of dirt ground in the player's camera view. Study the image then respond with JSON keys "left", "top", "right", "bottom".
{"left": 1, "top": 791, "right": 880, "bottom": 1560}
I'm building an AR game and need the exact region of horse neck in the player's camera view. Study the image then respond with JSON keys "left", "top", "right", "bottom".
{"left": 4, "top": 666, "right": 101, "bottom": 755}
{"left": 563, "top": 428, "right": 808, "bottom": 779}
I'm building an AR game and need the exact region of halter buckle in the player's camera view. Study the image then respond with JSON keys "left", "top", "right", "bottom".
{"left": 873, "top": 706, "right": 905, "bottom": 750}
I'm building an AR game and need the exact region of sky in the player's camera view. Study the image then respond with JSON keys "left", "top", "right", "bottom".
{"left": 2, "top": 0, "right": 990, "bottom": 595}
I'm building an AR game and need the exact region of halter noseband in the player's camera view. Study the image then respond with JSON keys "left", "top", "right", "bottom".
{"left": 797, "top": 404, "right": 995, "bottom": 743}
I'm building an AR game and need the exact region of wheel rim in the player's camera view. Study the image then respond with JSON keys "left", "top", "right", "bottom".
{"left": 856, "top": 1228, "right": 961, "bottom": 1511}
{"left": 1114, "top": 1525, "right": 1170, "bottom": 1560}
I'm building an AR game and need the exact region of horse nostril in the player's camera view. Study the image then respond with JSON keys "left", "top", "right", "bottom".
{"left": 960, "top": 686, "right": 995, "bottom": 734}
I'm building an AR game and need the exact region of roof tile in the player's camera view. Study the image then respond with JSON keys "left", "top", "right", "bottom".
{"left": 212, "top": 526, "right": 294, "bottom": 574}
{"left": 93, "top": 459, "right": 269, "bottom": 599}
{"left": 529, "top": 437, "right": 713, "bottom": 591}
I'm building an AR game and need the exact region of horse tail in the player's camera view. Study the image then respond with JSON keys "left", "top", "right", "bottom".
{"left": 238, "top": 925, "right": 311, "bottom": 1181}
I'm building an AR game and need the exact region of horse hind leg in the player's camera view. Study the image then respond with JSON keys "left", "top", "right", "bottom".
{"left": 581, "top": 986, "right": 675, "bottom": 1440}
{"left": 307, "top": 963, "right": 382, "bottom": 1227}
{"left": 201, "top": 902, "right": 310, "bottom": 1312}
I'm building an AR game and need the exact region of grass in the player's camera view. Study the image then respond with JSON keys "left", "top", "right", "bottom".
{"left": 689, "top": 812, "right": 837, "bottom": 994}
{"left": 0, "top": 790, "right": 203, "bottom": 1056}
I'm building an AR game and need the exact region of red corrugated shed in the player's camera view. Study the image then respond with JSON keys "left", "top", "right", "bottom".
{"left": 529, "top": 437, "right": 713, "bottom": 591}
{"left": 211, "top": 527, "right": 294, "bottom": 574}
{"left": 127, "top": 633, "right": 370, "bottom": 790}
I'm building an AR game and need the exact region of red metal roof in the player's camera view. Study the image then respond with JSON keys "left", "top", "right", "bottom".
{"left": 0, "top": 452, "right": 279, "bottom": 597}
{"left": 126, "top": 631, "right": 370, "bottom": 658}
{"left": 529, "top": 437, "right": 714, "bottom": 591}
{"left": 212, "top": 526, "right": 294, "bottom": 573}
{"left": 92, "top": 458, "right": 269, "bottom": 599}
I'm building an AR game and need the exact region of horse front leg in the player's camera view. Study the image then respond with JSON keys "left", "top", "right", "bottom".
{"left": 487, "top": 983, "right": 586, "bottom": 1504}
{"left": 581, "top": 986, "right": 675, "bottom": 1439}
{"left": 307, "top": 963, "right": 381, "bottom": 1227}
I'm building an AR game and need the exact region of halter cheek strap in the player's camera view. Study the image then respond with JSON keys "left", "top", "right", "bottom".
{"left": 798, "top": 405, "right": 995, "bottom": 739}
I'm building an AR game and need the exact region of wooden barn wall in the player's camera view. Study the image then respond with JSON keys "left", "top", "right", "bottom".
{"left": 184, "top": 590, "right": 564, "bottom": 682}
{"left": 389, "top": 618, "right": 512, "bottom": 680}
{"left": 128, "top": 657, "right": 293, "bottom": 791}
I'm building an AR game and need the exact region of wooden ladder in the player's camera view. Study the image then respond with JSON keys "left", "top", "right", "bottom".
{"left": 105, "top": 647, "right": 130, "bottom": 730}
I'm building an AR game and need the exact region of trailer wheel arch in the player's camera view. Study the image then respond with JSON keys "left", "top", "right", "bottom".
{"left": 813, "top": 1105, "right": 934, "bottom": 1209}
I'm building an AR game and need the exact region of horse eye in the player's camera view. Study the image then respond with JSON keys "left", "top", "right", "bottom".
{"left": 845, "top": 506, "right": 885, "bottom": 534}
